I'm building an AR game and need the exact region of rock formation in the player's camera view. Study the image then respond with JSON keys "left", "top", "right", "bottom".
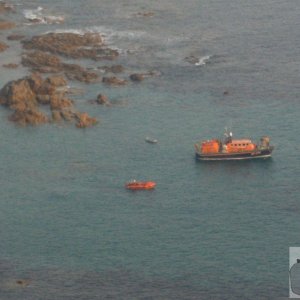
{"left": 0, "top": 73, "right": 98, "bottom": 127}
{"left": 22, "top": 32, "right": 118, "bottom": 61}
{"left": 96, "top": 93, "right": 110, "bottom": 105}
{"left": 22, "top": 51, "right": 99, "bottom": 83}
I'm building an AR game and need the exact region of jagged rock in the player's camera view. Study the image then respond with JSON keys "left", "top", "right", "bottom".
{"left": 64, "top": 63, "right": 99, "bottom": 83}
{"left": 0, "top": 20, "right": 15, "bottom": 30}
{"left": 96, "top": 93, "right": 110, "bottom": 105}
{"left": 22, "top": 32, "right": 119, "bottom": 61}
{"left": 0, "top": 78, "right": 38, "bottom": 110}
{"left": 25, "top": 31, "right": 119, "bottom": 60}
{"left": 75, "top": 112, "right": 98, "bottom": 128}
{"left": 50, "top": 95, "right": 73, "bottom": 110}
{"left": 27, "top": 73, "right": 44, "bottom": 93}
{"left": 46, "top": 76, "right": 67, "bottom": 87}
{"left": 22, "top": 51, "right": 62, "bottom": 71}
{"left": 0, "top": 74, "right": 97, "bottom": 127}
{"left": 37, "top": 82, "right": 56, "bottom": 96}
{"left": 0, "top": 41, "right": 8, "bottom": 52}
{"left": 37, "top": 94, "right": 51, "bottom": 105}
{"left": 102, "top": 76, "right": 127, "bottom": 86}
{"left": 9, "top": 109, "right": 48, "bottom": 126}
{"left": 3, "top": 63, "right": 18, "bottom": 68}
{"left": 22, "top": 51, "right": 99, "bottom": 83}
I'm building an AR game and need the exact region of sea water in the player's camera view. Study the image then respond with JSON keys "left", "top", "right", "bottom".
{"left": 0, "top": 0, "right": 299, "bottom": 299}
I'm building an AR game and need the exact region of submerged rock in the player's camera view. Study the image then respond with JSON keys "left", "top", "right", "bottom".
{"left": 129, "top": 73, "right": 145, "bottom": 82}
{"left": 0, "top": 20, "right": 15, "bottom": 30}
{"left": 102, "top": 76, "right": 127, "bottom": 86}
{"left": 96, "top": 93, "right": 110, "bottom": 106}
{"left": 7, "top": 34, "right": 25, "bottom": 41}
{"left": 129, "top": 71, "right": 160, "bottom": 82}
{"left": 3, "top": 63, "right": 18, "bottom": 68}
{"left": 15, "top": 279, "right": 31, "bottom": 287}
{"left": 135, "top": 11, "right": 155, "bottom": 17}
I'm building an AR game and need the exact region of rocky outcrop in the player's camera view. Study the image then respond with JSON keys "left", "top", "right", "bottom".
{"left": 63, "top": 63, "right": 99, "bottom": 83}
{"left": 22, "top": 51, "right": 61, "bottom": 72}
{"left": 22, "top": 32, "right": 119, "bottom": 61}
{"left": 0, "top": 73, "right": 97, "bottom": 127}
{"left": 9, "top": 109, "right": 48, "bottom": 126}
{"left": 96, "top": 94, "right": 109, "bottom": 105}
{"left": 75, "top": 112, "right": 98, "bottom": 128}
{"left": 22, "top": 51, "right": 99, "bottom": 83}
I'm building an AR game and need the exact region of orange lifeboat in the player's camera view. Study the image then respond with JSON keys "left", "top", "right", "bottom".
{"left": 125, "top": 180, "right": 156, "bottom": 190}
{"left": 194, "top": 130, "right": 274, "bottom": 160}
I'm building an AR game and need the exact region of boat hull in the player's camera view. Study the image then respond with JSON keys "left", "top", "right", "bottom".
{"left": 195, "top": 148, "right": 273, "bottom": 161}
{"left": 125, "top": 181, "right": 156, "bottom": 190}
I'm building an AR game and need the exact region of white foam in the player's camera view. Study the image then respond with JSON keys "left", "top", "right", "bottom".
{"left": 86, "top": 26, "right": 146, "bottom": 45}
{"left": 48, "top": 26, "right": 146, "bottom": 55}
{"left": 51, "top": 29, "right": 86, "bottom": 35}
{"left": 23, "top": 6, "right": 64, "bottom": 25}
{"left": 195, "top": 55, "right": 211, "bottom": 66}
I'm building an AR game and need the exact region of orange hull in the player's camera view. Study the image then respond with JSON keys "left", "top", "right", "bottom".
{"left": 125, "top": 181, "right": 156, "bottom": 190}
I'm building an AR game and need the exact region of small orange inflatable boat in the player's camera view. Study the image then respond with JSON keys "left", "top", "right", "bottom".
{"left": 125, "top": 180, "right": 156, "bottom": 190}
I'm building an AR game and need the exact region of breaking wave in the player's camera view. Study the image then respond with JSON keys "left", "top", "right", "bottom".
{"left": 23, "top": 6, "right": 64, "bottom": 25}
{"left": 195, "top": 55, "right": 211, "bottom": 66}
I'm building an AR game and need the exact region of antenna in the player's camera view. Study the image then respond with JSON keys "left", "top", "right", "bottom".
{"left": 224, "top": 127, "right": 228, "bottom": 137}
